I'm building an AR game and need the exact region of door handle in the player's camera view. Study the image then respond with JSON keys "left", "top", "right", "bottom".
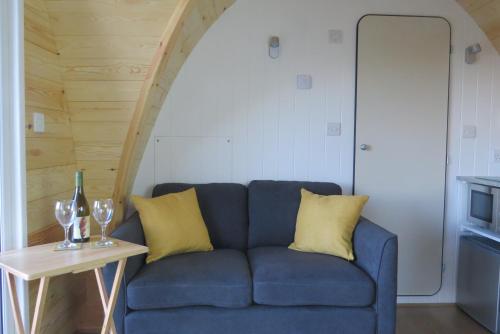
{"left": 360, "top": 144, "right": 369, "bottom": 151}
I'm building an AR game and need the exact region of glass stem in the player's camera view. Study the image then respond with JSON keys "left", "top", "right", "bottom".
{"left": 64, "top": 226, "right": 70, "bottom": 244}
{"left": 101, "top": 225, "right": 107, "bottom": 241}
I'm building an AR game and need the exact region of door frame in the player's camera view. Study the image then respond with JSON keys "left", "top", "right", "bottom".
{"left": 0, "top": 0, "right": 29, "bottom": 332}
{"left": 352, "top": 14, "right": 452, "bottom": 297}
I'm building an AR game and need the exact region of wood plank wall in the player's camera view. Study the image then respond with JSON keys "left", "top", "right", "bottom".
{"left": 24, "top": 0, "right": 82, "bottom": 333}
{"left": 45, "top": 0, "right": 177, "bottom": 210}
{"left": 458, "top": 0, "right": 500, "bottom": 53}
{"left": 39, "top": 1, "right": 178, "bottom": 331}
{"left": 23, "top": 0, "right": 231, "bottom": 331}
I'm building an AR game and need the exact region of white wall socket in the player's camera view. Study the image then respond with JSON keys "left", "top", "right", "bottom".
{"left": 462, "top": 125, "right": 476, "bottom": 139}
{"left": 297, "top": 74, "right": 312, "bottom": 90}
{"left": 329, "top": 29, "right": 343, "bottom": 44}
{"left": 327, "top": 122, "right": 341, "bottom": 136}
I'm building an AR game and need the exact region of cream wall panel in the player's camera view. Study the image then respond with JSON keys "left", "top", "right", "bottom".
{"left": 133, "top": 0, "right": 500, "bottom": 304}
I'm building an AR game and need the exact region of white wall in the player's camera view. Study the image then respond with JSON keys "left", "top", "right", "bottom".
{"left": 132, "top": 0, "right": 500, "bottom": 303}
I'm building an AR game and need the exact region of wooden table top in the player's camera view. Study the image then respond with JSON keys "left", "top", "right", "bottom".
{"left": 0, "top": 239, "right": 148, "bottom": 280}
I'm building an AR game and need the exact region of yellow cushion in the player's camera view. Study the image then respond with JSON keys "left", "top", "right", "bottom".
{"left": 289, "top": 189, "right": 368, "bottom": 261}
{"left": 131, "top": 188, "right": 213, "bottom": 264}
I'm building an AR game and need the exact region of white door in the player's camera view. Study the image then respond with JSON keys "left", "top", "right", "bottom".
{"left": 355, "top": 15, "right": 450, "bottom": 296}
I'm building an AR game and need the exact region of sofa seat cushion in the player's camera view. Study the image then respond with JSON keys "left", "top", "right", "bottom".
{"left": 127, "top": 249, "right": 252, "bottom": 310}
{"left": 248, "top": 247, "right": 375, "bottom": 307}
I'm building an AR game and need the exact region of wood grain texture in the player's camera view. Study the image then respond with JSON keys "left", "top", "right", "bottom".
{"left": 24, "top": 0, "right": 79, "bottom": 333}
{"left": 45, "top": 0, "right": 180, "bottom": 206}
{"left": 25, "top": 0, "right": 58, "bottom": 53}
{"left": 36, "top": 2, "right": 180, "bottom": 331}
{"left": 24, "top": 0, "right": 232, "bottom": 331}
{"left": 0, "top": 240, "right": 146, "bottom": 281}
{"left": 26, "top": 138, "right": 76, "bottom": 170}
{"left": 61, "top": 58, "right": 150, "bottom": 81}
{"left": 457, "top": 0, "right": 500, "bottom": 52}
{"left": 112, "top": 0, "right": 235, "bottom": 226}
{"left": 27, "top": 165, "right": 75, "bottom": 202}
{"left": 7, "top": 272, "right": 26, "bottom": 334}
{"left": 68, "top": 102, "right": 136, "bottom": 122}
{"left": 31, "top": 276, "right": 50, "bottom": 334}
{"left": 25, "top": 106, "right": 73, "bottom": 139}
{"left": 25, "top": 75, "right": 65, "bottom": 111}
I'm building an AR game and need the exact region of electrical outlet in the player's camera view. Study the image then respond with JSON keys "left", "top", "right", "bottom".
{"left": 494, "top": 149, "right": 500, "bottom": 163}
{"left": 329, "top": 29, "right": 343, "bottom": 44}
{"left": 297, "top": 74, "right": 312, "bottom": 90}
{"left": 327, "top": 122, "right": 341, "bottom": 136}
{"left": 462, "top": 125, "right": 476, "bottom": 139}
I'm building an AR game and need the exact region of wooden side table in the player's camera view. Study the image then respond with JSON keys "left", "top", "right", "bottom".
{"left": 0, "top": 239, "right": 148, "bottom": 334}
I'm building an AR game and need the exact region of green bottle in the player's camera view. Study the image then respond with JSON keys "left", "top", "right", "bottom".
{"left": 70, "top": 171, "right": 90, "bottom": 243}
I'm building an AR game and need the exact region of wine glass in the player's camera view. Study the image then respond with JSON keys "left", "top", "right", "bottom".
{"left": 92, "top": 199, "right": 115, "bottom": 247}
{"left": 54, "top": 200, "right": 80, "bottom": 250}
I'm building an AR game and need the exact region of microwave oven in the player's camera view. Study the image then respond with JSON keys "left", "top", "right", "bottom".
{"left": 467, "top": 183, "right": 500, "bottom": 232}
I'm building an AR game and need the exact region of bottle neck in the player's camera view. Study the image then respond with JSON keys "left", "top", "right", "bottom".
{"left": 75, "top": 172, "right": 84, "bottom": 194}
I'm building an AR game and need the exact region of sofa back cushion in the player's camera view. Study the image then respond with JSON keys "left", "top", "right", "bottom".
{"left": 153, "top": 183, "right": 248, "bottom": 251}
{"left": 248, "top": 181, "right": 342, "bottom": 248}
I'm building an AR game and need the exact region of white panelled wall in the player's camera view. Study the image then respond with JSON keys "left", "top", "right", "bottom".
{"left": 132, "top": 0, "right": 500, "bottom": 303}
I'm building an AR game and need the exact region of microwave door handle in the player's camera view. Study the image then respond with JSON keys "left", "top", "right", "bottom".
{"left": 492, "top": 188, "right": 500, "bottom": 232}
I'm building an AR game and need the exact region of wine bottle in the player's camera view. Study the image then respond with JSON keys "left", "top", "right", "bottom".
{"left": 70, "top": 170, "right": 90, "bottom": 243}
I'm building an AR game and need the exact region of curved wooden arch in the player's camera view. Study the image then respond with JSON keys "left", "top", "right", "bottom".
{"left": 112, "top": 0, "right": 235, "bottom": 224}
{"left": 458, "top": 0, "right": 500, "bottom": 53}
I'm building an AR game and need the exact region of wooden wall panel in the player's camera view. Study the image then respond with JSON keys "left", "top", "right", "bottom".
{"left": 23, "top": 0, "right": 232, "bottom": 331}
{"left": 25, "top": 0, "right": 58, "bottom": 53}
{"left": 55, "top": 35, "right": 160, "bottom": 59}
{"left": 38, "top": 1, "right": 181, "bottom": 331}
{"left": 60, "top": 58, "right": 151, "bottom": 81}
{"left": 24, "top": 0, "right": 80, "bottom": 333}
{"left": 45, "top": 0, "right": 179, "bottom": 205}
{"left": 458, "top": 0, "right": 500, "bottom": 53}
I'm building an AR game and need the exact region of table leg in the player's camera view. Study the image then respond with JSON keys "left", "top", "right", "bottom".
{"left": 30, "top": 276, "right": 50, "bottom": 334}
{"left": 101, "top": 258, "right": 126, "bottom": 334}
{"left": 6, "top": 272, "right": 25, "bottom": 334}
{"left": 94, "top": 268, "right": 117, "bottom": 334}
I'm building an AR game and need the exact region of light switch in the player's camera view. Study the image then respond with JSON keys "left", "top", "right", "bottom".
{"left": 33, "top": 112, "right": 45, "bottom": 133}
{"left": 297, "top": 74, "right": 312, "bottom": 90}
{"left": 327, "top": 122, "right": 341, "bottom": 136}
{"left": 462, "top": 125, "right": 476, "bottom": 139}
{"left": 493, "top": 149, "right": 500, "bottom": 163}
{"left": 329, "top": 29, "right": 343, "bottom": 44}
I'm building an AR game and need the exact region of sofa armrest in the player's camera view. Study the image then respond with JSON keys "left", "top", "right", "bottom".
{"left": 103, "top": 212, "right": 146, "bottom": 334}
{"left": 353, "top": 217, "right": 398, "bottom": 334}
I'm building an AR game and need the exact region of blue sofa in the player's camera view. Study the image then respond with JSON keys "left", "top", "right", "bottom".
{"left": 104, "top": 181, "right": 398, "bottom": 334}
